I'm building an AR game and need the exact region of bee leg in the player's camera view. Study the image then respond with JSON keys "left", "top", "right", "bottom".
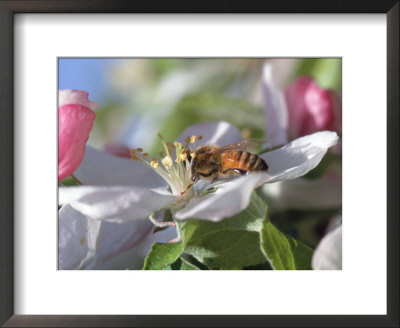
{"left": 235, "top": 169, "right": 248, "bottom": 175}
{"left": 192, "top": 173, "right": 199, "bottom": 182}
{"left": 222, "top": 168, "right": 248, "bottom": 176}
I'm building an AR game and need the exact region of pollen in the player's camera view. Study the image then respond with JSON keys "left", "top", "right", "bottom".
{"left": 179, "top": 149, "right": 187, "bottom": 161}
{"left": 129, "top": 133, "right": 195, "bottom": 197}
{"left": 150, "top": 159, "right": 159, "bottom": 168}
{"left": 162, "top": 156, "right": 173, "bottom": 168}
{"left": 190, "top": 135, "right": 197, "bottom": 144}
{"left": 130, "top": 150, "right": 140, "bottom": 161}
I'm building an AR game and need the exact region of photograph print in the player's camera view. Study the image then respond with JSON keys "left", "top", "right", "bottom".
{"left": 58, "top": 58, "right": 342, "bottom": 270}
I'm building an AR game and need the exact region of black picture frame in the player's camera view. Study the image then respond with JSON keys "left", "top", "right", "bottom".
{"left": 0, "top": 1, "right": 398, "bottom": 327}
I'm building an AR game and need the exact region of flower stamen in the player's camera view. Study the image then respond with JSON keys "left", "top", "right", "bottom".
{"left": 150, "top": 159, "right": 159, "bottom": 168}
{"left": 162, "top": 156, "right": 173, "bottom": 169}
{"left": 130, "top": 134, "right": 196, "bottom": 198}
{"left": 179, "top": 149, "right": 187, "bottom": 161}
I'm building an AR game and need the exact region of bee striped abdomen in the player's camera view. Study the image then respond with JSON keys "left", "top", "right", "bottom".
{"left": 220, "top": 151, "right": 241, "bottom": 170}
{"left": 221, "top": 151, "right": 268, "bottom": 173}
{"left": 253, "top": 155, "right": 268, "bottom": 171}
{"left": 239, "top": 151, "right": 250, "bottom": 168}
{"left": 248, "top": 153, "right": 268, "bottom": 171}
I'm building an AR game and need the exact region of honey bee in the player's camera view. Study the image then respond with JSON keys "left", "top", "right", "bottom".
{"left": 190, "top": 139, "right": 268, "bottom": 183}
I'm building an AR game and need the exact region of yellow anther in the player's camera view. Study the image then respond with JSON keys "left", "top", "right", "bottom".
{"left": 136, "top": 147, "right": 143, "bottom": 152}
{"left": 162, "top": 156, "right": 173, "bottom": 168}
{"left": 130, "top": 150, "right": 140, "bottom": 161}
{"left": 150, "top": 159, "right": 159, "bottom": 168}
{"left": 190, "top": 135, "right": 197, "bottom": 144}
{"left": 179, "top": 149, "right": 187, "bottom": 161}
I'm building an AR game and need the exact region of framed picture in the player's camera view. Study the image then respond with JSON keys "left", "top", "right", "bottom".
{"left": 0, "top": 1, "right": 398, "bottom": 327}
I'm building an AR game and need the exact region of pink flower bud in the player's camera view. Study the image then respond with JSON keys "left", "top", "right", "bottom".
{"left": 58, "top": 90, "right": 97, "bottom": 181}
{"left": 285, "top": 77, "right": 341, "bottom": 139}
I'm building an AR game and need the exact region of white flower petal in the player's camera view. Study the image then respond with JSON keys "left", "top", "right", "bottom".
{"left": 178, "top": 121, "right": 243, "bottom": 147}
{"left": 312, "top": 225, "right": 342, "bottom": 270}
{"left": 58, "top": 204, "right": 167, "bottom": 269}
{"left": 262, "top": 131, "right": 338, "bottom": 183}
{"left": 99, "top": 226, "right": 177, "bottom": 269}
{"left": 74, "top": 146, "right": 166, "bottom": 188}
{"left": 58, "top": 204, "right": 99, "bottom": 269}
{"left": 261, "top": 172, "right": 342, "bottom": 210}
{"left": 59, "top": 186, "right": 176, "bottom": 222}
{"left": 262, "top": 63, "right": 288, "bottom": 147}
{"left": 175, "top": 172, "right": 268, "bottom": 221}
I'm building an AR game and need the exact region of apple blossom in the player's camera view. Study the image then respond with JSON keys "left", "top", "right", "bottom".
{"left": 58, "top": 121, "right": 338, "bottom": 269}
{"left": 58, "top": 90, "right": 97, "bottom": 181}
{"left": 59, "top": 121, "right": 338, "bottom": 224}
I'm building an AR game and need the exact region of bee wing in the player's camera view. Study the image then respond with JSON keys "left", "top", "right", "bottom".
{"left": 207, "top": 139, "right": 267, "bottom": 154}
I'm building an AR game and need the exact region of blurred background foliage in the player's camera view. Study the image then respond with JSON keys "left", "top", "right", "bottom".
{"left": 59, "top": 58, "right": 342, "bottom": 249}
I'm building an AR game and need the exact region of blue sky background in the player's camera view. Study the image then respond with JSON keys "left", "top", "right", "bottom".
{"left": 58, "top": 58, "right": 116, "bottom": 102}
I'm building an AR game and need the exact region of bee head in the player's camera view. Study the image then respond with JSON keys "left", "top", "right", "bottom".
{"left": 191, "top": 145, "right": 220, "bottom": 180}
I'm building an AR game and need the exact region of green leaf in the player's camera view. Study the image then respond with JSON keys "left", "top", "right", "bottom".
{"left": 161, "top": 257, "right": 200, "bottom": 270}
{"left": 266, "top": 208, "right": 341, "bottom": 249}
{"left": 60, "top": 176, "right": 79, "bottom": 186}
{"left": 143, "top": 241, "right": 185, "bottom": 270}
{"left": 180, "top": 257, "right": 201, "bottom": 270}
{"left": 177, "top": 192, "right": 268, "bottom": 269}
{"left": 180, "top": 254, "right": 210, "bottom": 270}
{"left": 144, "top": 191, "right": 313, "bottom": 270}
{"left": 260, "top": 216, "right": 314, "bottom": 270}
